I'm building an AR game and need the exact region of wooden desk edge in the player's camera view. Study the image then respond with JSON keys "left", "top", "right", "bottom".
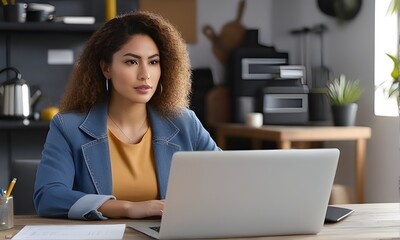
{"left": 4, "top": 204, "right": 400, "bottom": 240}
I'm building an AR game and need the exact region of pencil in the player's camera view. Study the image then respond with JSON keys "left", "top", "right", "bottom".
{"left": 5, "top": 178, "right": 16, "bottom": 198}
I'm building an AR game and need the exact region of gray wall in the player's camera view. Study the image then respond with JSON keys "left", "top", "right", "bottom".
{"left": 271, "top": 0, "right": 399, "bottom": 203}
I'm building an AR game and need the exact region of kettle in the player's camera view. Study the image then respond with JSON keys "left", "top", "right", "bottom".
{"left": 0, "top": 67, "right": 42, "bottom": 119}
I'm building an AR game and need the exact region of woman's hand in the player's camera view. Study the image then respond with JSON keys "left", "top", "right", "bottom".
{"left": 98, "top": 199, "right": 165, "bottom": 219}
{"left": 125, "top": 200, "right": 165, "bottom": 219}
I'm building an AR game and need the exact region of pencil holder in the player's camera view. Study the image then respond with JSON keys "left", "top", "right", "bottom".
{"left": 0, "top": 196, "right": 14, "bottom": 230}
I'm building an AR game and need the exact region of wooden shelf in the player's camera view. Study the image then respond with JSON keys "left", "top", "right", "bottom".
{"left": 0, "top": 22, "right": 103, "bottom": 32}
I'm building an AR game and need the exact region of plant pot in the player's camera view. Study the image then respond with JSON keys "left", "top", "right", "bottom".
{"left": 309, "top": 92, "right": 332, "bottom": 122}
{"left": 331, "top": 103, "right": 358, "bottom": 126}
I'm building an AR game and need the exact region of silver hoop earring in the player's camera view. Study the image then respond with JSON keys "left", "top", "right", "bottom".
{"left": 106, "top": 79, "right": 109, "bottom": 91}
{"left": 158, "top": 83, "right": 163, "bottom": 95}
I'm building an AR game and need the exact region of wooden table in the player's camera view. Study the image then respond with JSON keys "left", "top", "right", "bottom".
{"left": 2, "top": 203, "right": 399, "bottom": 239}
{"left": 215, "top": 124, "right": 371, "bottom": 203}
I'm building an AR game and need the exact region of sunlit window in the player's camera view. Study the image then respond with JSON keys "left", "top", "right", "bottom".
{"left": 374, "top": 0, "right": 398, "bottom": 116}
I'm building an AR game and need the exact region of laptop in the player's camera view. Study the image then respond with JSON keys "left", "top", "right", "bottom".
{"left": 128, "top": 148, "right": 339, "bottom": 239}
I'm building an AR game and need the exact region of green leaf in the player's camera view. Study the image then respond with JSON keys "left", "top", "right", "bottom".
{"left": 327, "top": 74, "right": 363, "bottom": 106}
{"left": 386, "top": 53, "right": 398, "bottom": 80}
{"left": 387, "top": 0, "right": 398, "bottom": 15}
{"left": 385, "top": 53, "right": 399, "bottom": 98}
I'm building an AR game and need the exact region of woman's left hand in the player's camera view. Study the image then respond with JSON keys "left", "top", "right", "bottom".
{"left": 98, "top": 199, "right": 165, "bottom": 219}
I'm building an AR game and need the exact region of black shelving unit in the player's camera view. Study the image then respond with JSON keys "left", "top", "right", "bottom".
{"left": 0, "top": 21, "right": 100, "bottom": 105}
{"left": 0, "top": 22, "right": 104, "bottom": 32}
{"left": 0, "top": 20, "right": 101, "bottom": 187}
{"left": 0, "top": 119, "right": 49, "bottom": 129}
{"left": 0, "top": 0, "right": 110, "bottom": 192}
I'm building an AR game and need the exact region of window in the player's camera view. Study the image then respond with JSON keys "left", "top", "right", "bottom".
{"left": 374, "top": 0, "right": 398, "bottom": 116}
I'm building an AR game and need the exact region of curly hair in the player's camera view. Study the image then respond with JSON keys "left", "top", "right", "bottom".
{"left": 59, "top": 10, "right": 192, "bottom": 118}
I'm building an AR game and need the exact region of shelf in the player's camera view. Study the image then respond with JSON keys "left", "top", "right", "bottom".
{"left": 0, "top": 22, "right": 103, "bottom": 32}
{"left": 0, "top": 119, "right": 49, "bottom": 130}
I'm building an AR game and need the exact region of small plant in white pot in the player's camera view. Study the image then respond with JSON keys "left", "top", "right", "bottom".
{"left": 327, "top": 74, "right": 363, "bottom": 126}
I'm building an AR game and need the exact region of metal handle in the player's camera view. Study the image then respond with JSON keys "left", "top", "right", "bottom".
{"left": 0, "top": 67, "right": 22, "bottom": 80}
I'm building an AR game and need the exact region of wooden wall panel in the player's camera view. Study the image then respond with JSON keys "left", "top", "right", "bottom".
{"left": 139, "top": 0, "right": 197, "bottom": 43}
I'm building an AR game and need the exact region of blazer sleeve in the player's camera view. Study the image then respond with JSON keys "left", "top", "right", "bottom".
{"left": 187, "top": 109, "right": 221, "bottom": 151}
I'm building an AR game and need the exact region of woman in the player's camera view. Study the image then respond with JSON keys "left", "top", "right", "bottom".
{"left": 34, "top": 11, "right": 219, "bottom": 220}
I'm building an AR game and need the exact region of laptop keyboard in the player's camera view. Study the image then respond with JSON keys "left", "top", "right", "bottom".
{"left": 150, "top": 226, "right": 161, "bottom": 232}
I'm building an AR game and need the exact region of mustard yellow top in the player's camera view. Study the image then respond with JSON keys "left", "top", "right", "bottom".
{"left": 107, "top": 127, "right": 159, "bottom": 201}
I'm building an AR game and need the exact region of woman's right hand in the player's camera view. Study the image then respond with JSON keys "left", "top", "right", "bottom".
{"left": 98, "top": 199, "right": 165, "bottom": 219}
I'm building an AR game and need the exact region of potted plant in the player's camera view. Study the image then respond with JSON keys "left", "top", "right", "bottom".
{"left": 327, "top": 74, "right": 363, "bottom": 126}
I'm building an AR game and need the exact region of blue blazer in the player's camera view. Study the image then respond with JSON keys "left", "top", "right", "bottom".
{"left": 34, "top": 101, "right": 219, "bottom": 220}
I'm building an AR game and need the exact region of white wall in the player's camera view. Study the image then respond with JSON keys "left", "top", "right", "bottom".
{"left": 189, "top": 0, "right": 400, "bottom": 203}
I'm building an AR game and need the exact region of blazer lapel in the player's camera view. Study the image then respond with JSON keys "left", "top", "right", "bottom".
{"left": 79, "top": 101, "right": 113, "bottom": 195}
{"left": 148, "top": 108, "right": 180, "bottom": 199}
